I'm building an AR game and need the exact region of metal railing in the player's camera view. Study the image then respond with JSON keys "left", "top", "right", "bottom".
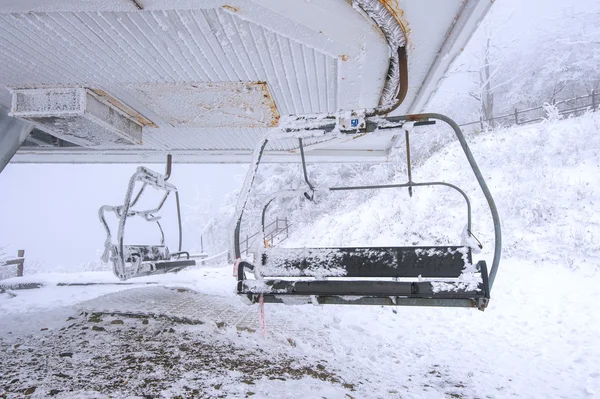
{"left": 0, "top": 250, "right": 25, "bottom": 280}
{"left": 460, "top": 90, "right": 598, "bottom": 129}
{"left": 239, "top": 217, "right": 290, "bottom": 257}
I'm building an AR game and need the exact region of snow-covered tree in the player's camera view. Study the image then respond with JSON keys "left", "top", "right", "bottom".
{"left": 431, "top": 3, "right": 600, "bottom": 126}
{"left": 492, "top": 9, "right": 600, "bottom": 113}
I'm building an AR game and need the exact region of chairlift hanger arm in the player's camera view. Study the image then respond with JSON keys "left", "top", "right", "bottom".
{"left": 233, "top": 138, "right": 270, "bottom": 259}
{"left": 232, "top": 113, "right": 501, "bottom": 303}
{"left": 329, "top": 181, "right": 472, "bottom": 232}
{"left": 164, "top": 154, "right": 172, "bottom": 181}
{"left": 258, "top": 180, "right": 472, "bottom": 252}
{"left": 295, "top": 129, "right": 471, "bottom": 231}
{"left": 298, "top": 138, "right": 316, "bottom": 200}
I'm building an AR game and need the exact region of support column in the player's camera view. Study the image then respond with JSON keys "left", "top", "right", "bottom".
{"left": 0, "top": 106, "right": 34, "bottom": 174}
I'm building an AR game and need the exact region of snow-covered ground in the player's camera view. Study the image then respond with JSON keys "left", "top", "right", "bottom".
{"left": 2, "top": 113, "right": 600, "bottom": 398}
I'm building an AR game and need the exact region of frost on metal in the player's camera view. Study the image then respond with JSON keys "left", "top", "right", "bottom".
{"left": 11, "top": 88, "right": 142, "bottom": 147}
{"left": 353, "top": 0, "right": 407, "bottom": 108}
{"left": 353, "top": 0, "right": 407, "bottom": 48}
{"left": 242, "top": 279, "right": 293, "bottom": 294}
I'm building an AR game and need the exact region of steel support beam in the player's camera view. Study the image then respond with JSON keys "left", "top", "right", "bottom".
{"left": 0, "top": 106, "right": 33, "bottom": 174}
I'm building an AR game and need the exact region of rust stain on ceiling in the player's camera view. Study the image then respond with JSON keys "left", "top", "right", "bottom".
{"left": 127, "top": 82, "right": 280, "bottom": 129}
{"left": 222, "top": 5, "right": 239, "bottom": 12}
{"left": 89, "top": 88, "right": 157, "bottom": 128}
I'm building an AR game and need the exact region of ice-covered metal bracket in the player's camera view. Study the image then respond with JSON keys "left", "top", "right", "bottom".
{"left": 10, "top": 87, "right": 148, "bottom": 147}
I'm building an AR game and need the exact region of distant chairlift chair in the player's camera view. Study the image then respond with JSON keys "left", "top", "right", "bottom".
{"left": 233, "top": 113, "right": 501, "bottom": 311}
{"left": 99, "top": 155, "right": 195, "bottom": 280}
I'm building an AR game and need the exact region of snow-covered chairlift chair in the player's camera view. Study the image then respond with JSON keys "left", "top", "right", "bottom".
{"left": 233, "top": 114, "right": 501, "bottom": 311}
{"left": 99, "top": 155, "right": 195, "bottom": 280}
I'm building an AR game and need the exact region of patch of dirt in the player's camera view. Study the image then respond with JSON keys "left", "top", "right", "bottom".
{"left": 0, "top": 312, "right": 351, "bottom": 398}
{"left": 424, "top": 364, "right": 468, "bottom": 398}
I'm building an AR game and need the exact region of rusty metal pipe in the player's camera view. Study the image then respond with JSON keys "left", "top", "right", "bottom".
{"left": 368, "top": 46, "right": 408, "bottom": 116}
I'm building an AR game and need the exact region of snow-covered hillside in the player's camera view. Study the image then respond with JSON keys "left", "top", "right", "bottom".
{"left": 1, "top": 113, "right": 600, "bottom": 398}
{"left": 217, "top": 111, "right": 600, "bottom": 277}
{"left": 283, "top": 112, "right": 600, "bottom": 273}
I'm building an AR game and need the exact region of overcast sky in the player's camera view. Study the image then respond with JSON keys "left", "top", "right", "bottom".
{"left": 0, "top": 163, "right": 246, "bottom": 271}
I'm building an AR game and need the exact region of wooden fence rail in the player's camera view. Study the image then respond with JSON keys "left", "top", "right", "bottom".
{"left": 460, "top": 90, "right": 598, "bottom": 129}
{"left": 0, "top": 249, "right": 25, "bottom": 279}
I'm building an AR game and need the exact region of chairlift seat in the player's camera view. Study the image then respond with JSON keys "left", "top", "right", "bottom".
{"left": 232, "top": 113, "right": 501, "bottom": 310}
{"left": 257, "top": 246, "right": 471, "bottom": 278}
{"left": 124, "top": 245, "right": 169, "bottom": 263}
{"left": 122, "top": 244, "right": 195, "bottom": 276}
{"left": 134, "top": 258, "right": 197, "bottom": 277}
{"left": 100, "top": 155, "right": 196, "bottom": 280}
{"left": 237, "top": 246, "right": 490, "bottom": 309}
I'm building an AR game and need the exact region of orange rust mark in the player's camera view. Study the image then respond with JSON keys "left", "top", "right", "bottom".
{"left": 406, "top": 113, "right": 428, "bottom": 122}
{"left": 89, "top": 88, "right": 157, "bottom": 128}
{"left": 339, "top": 54, "right": 349, "bottom": 62}
{"left": 257, "top": 81, "right": 280, "bottom": 127}
{"left": 380, "top": 0, "right": 403, "bottom": 18}
{"left": 222, "top": 5, "right": 238, "bottom": 12}
{"left": 126, "top": 82, "right": 279, "bottom": 129}
{"left": 379, "top": 0, "right": 412, "bottom": 49}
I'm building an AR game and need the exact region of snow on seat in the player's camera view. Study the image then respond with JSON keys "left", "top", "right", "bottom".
{"left": 115, "top": 244, "right": 195, "bottom": 277}
{"left": 255, "top": 246, "right": 472, "bottom": 279}
{"left": 237, "top": 246, "right": 490, "bottom": 310}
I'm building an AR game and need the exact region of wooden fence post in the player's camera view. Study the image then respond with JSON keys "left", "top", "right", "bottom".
{"left": 1, "top": 250, "right": 25, "bottom": 278}
{"left": 17, "top": 249, "right": 24, "bottom": 277}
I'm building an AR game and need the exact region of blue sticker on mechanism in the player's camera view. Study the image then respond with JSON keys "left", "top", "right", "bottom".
{"left": 350, "top": 119, "right": 359, "bottom": 127}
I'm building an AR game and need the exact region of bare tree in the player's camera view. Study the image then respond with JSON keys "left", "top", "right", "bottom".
{"left": 473, "top": 37, "right": 495, "bottom": 126}
{"left": 466, "top": 30, "right": 515, "bottom": 128}
{"left": 435, "top": 9, "right": 519, "bottom": 128}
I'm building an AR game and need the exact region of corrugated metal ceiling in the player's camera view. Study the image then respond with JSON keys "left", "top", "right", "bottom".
{"left": 0, "top": 0, "right": 493, "bottom": 163}
{"left": 0, "top": 5, "right": 380, "bottom": 152}
{"left": 0, "top": 9, "right": 341, "bottom": 117}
